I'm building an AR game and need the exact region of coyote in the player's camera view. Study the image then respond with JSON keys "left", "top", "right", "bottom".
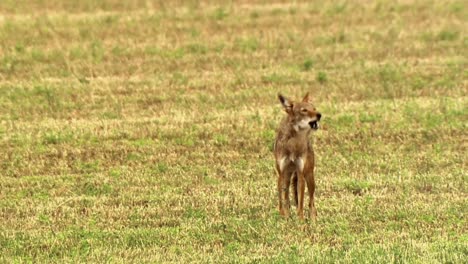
{"left": 274, "top": 93, "right": 321, "bottom": 220}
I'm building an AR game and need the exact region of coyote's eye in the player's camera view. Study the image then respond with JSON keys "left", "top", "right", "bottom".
{"left": 301, "top": 108, "right": 307, "bottom": 113}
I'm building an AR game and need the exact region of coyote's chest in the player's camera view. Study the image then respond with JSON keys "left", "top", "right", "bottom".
{"left": 277, "top": 135, "right": 310, "bottom": 168}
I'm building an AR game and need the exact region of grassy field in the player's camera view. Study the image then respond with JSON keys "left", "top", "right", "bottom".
{"left": 0, "top": 0, "right": 467, "bottom": 262}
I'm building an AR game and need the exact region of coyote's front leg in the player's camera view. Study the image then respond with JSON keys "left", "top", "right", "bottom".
{"left": 277, "top": 169, "right": 292, "bottom": 217}
{"left": 295, "top": 157, "right": 306, "bottom": 220}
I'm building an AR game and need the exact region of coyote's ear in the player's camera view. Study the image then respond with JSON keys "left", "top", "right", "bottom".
{"left": 302, "top": 92, "right": 310, "bottom": 103}
{"left": 278, "top": 93, "right": 293, "bottom": 113}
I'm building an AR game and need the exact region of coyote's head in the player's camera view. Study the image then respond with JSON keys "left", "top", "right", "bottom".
{"left": 278, "top": 93, "right": 322, "bottom": 131}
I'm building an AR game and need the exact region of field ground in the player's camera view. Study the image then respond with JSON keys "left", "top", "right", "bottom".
{"left": 0, "top": 0, "right": 467, "bottom": 262}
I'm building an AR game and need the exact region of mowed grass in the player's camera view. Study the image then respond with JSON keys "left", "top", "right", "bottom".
{"left": 0, "top": 0, "right": 467, "bottom": 262}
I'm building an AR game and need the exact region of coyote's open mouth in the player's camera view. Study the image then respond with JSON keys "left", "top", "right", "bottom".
{"left": 309, "top": 121, "right": 319, "bottom": 130}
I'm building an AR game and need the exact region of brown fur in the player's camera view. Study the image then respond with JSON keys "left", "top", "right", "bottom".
{"left": 274, "top": 93, "right": 321, "bottom": 220}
